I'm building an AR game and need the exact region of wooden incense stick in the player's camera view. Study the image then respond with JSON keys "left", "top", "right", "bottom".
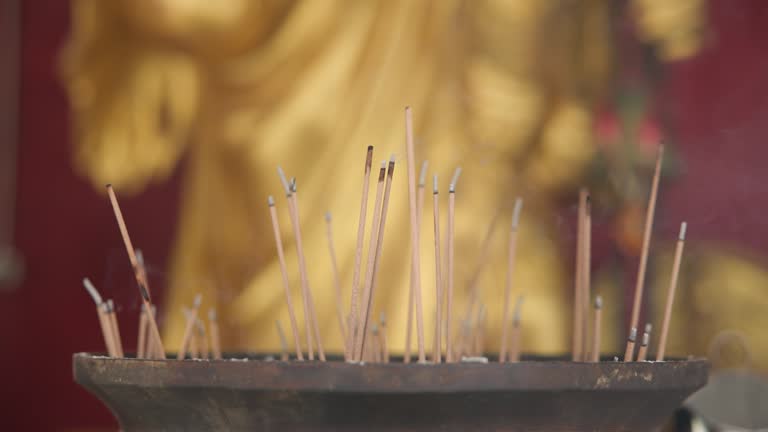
{"left": 137, "top": 304, "right": 148, "bottom": 358}
{"left": 573, "top": 189, "right": 587, "bottom": 361}
{"left": 656, "top": 222, "right": 687, "bottom": 361}
{"left": 324, "top": 212, "right": 347, "bottom": 347}
{"left": 276, "top": 320, "right": 290, "bottom": 361}
{"left": 508, "top": 296, "right": 524, "bottom": 362}
{"left": 196, "top": 318, "right": 209, "bottom": 359}
{"left": 431, "top": 175, "right": 443, "bottom": 363}
{"left": 624, "top": 327, "right": 637, "bottom": 362}
{"left": 146, "top": 305, "right": 158, "bottom": 359}
{"left": 106, "top": 299, "right": 124, "bottom": 358}
{"left": 352, "top": 161, "right": 386, "bottom": 361}
{"left": 637, "top": 323, "right": 652, "bottom": 361}
{"left": 187, "top": 314, "right": 199, "bottom": 359}
{"left": 177, "top": 294, "right": 202, "bottom": 360}
{"left": 500, "top": 198, "right": 523, "bottom": 362}
{"left": 404, "top": 107, "right": 427, "bottom": 363}
{"left": 405, "top": 160, "right": 428, "bottom": 364}
{"left": 380, "top": 312, "right": 389, "bottom": 363}
{"left": 105, "top": 184, "right": 165, "bottom": 358}
{"left": 626, "top": 145, "right": 664, "bottom": 361}
{"left": 208, "top": 309, "right": 222, "bottom": 360}
{"left": 445, "top": 167, "right": 462, "bottom": 362}
{"left": 348, "top": 146, "right": 374, "bottom": 361}
{"left": 358, "top": 156, "right": 396, "bottom": 359}
{"left": 290, "top": 180, "right": 326, "bottom": 361}
{"left": 590, "top": 295, "right": 603, "bottom": 362}
{"left": 267, "top": 195, "right": 304, "bottom": 361}
{"left": 83, "top": 278, "right": 117, "bottom": 357}
{"left": 582, "top": 194, "right": 592, "bottom": 360}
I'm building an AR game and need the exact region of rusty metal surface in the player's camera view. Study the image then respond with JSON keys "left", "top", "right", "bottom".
{"left": 74, "top": 353, "right": 708, "bottom": 431}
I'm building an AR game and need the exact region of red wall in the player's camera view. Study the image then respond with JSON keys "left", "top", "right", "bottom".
{"left": 2, "top": 0, "right": 768, "bottom": 430}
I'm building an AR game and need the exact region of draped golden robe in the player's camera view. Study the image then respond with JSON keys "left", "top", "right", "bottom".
{"left": 61, "top": 0, "right": 707, "bottom": 356}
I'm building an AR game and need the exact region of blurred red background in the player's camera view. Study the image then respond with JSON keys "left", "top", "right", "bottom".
{"left": 2, "top": 0, "right": 768, "bottom": 429}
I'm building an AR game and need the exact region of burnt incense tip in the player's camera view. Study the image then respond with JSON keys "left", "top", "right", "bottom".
{"left": 82, "top": 277, "right": 103, "bottom": 305}
{"left": 450, "top": 167, "right": 463, "bottom": 189}
{"left": 641, "top": 332, "right": 650, "bottom": 346}
{"left": 512, "top": 198, "right": 524, "bottom": 229}
{"left": 644, "top": 323, "right": 653, "bottom": 334}
{"left": 325, "top": 211, "right": 332, "bottom": 223}
{"left": 135, "top": 249, "right": 145, "bottom": 267}
{"left": 138, "top": 281, "right": 151, "bottom": 302}
{"left": 679, "top": 221, "right": 688, "bottom": 241}
{"left": 627, "top": 327, "right": 637, "bottom": 342}
{"left": 193, "top": 293, "right": 202, "bottom": 308}
{"left": 105, "top": 183, "right": 112, "bottom": 189}
{"left": 418, "top": 160, "right": 429, "bottom": 187}
{"left": 378, "top": 162, "right": 386, "bottom": 181}
{"left": 512, "top": 295, "right": 525, "bottom": 326}
{"left": 433, "top": 174, "right": 439, "bottom": 194}
{"left": 290, "top": 178, "right": 297, "bottom": 193}
{"left": 208, "top": 308, "right": 217, "bottom": 321}
{"left": 371, "top": 323, "right": 379, "bottom": 334}
{"left": 594, "top": 295, "right": 603, "bottom": 309}
{"left": 106, "top": 299, "right": 115, "bottom": 313}
{"left": 267, "top": 195, "right": 275, "bottom": 207}
{"left": 367, "top": 145, "right": 374, "bottom": 151}
{"left": 380, "top": 311, "right": 387, "bottom": 326}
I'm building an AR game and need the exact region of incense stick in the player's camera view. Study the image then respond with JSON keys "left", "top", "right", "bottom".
{"left": 137, "top": 304, "right": 148, "bottom": 358}
{"left": 353, "top": 162, "right": 386, "bottom": 361}
{"left": 324, "top": 212, "right": 347, "bottom": 350}
{"left": 404, "top": 107, "right": 426, "bottom": 363}
{"left": 627, "top": 145, "right": 664, "bottom": 361}
{"left": 276, "top": 320, "right": 290, "bottom": 361}
{"left": 508, "top": 296, "right": 524, "bottom": 362}
{"left": 358, "top": 156, "right": 396, "bottom": 359}
{"left": 582, "top": 195, "right": 592, "bottom": 360}
{"left": 267, "top": 195, "right": 304, "bottom": 361}
{"left": 177, "top": 294, "right": 202, "bottom": 360}
{"left": 623, "top": 327, "right": 637, "bottom": 362}
{"left": 105, "top": 185, "right": 165, "bottom": 358}
{"left": 146, "top": 305, "right": 158, "bottom": 359}
{"left": 82, "top": 278, "right": 116, "bottom": 357}
{"left": 573, "top": 189, "right": 587, "bottom": 361}
{"left": 590, "top": 296, "right": 603, "bottom": 362}
{"left": 289, "top": 180, "right": 326, "bottom": 361}
{"left": 106, "top": 299, "right": 124, "bottom": 358}
{"left": 431, "top": 175, "right": 443, "bottom": 363}
{"left": 637, "top": 323, "right": 652, "bottom": 361}
{"left": 349, "top": 146, "right": 374, "bottom": 362}
{"left": 445, "top": 167, "right": 462, "bottom": 362}
{"left": 208, "top": 309, "right": 222, "bottom": 360}
{"left": 500, "top": 198, "right": 523, "bottom": 363}
{"left": 405, "top": 160, "right": 428, "bottom": 364}
{"left": 656, "top": 222, "right": 687, "bottom": 361}
{"left": 187, "top": 312, "right": 199, "bottom": 359}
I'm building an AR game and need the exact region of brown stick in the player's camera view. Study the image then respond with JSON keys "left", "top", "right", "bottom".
{"left": 348, "top": 146, "right": 374, "bottom": 361}
{"left": 582, "top": 195, "right": 592, "bottom": 360}
{"left": 404, "top": 107, "right": 427, "bottom": 363}
{"left": 637, "top": 323, "right": 652, "bottom": 361}
{"left": 590, "top": 296, "right": 603, "bottom": 362}
{"left": 508, "top": 296, "right": 524, "bottom": 362}
{"left": 324, "top": 212, "right": 347, "bottom": 350}
{"left": 146, "top": 305, "right": 158, "bottom": 359}
{"left": 380, "top": 312, "right": 389, "bottom": 363}
{"left": 623, "top": 327, "right": 637, "bottom": 362}
{"left": 177, "top": 294, "right": 202, "bottom": 360}
{"left": 276, "top": 320, "right": 290, "bottom": 361}
{"left": 208, "top": 309, "right": 222, "bottom": 360}
{"left": 445, "top": 168, "right": 462, "bottom": 362}
{"left": 500, "top": 198, "right": 523, "bottom": 362}
{"left": 431, "top": 175, "right": 443, "bottom": 363}
{"left": 267, "top": 195, "right": 304, "bottom": 361}
{"left": 352, "top": 162, "right": 386, "bottom": 361}
{"left": 627, "top": 145, "right": 664, "bottom": 360}
{"left": 358, "top": 156, "right": 396, "bottom": 359}
{"left": 573, "top": 189, "right": 587, "bottom": 361}
{"left": 137, "top": 304, "right": 148, "bottom": 358}
{"left": 82, "top": 278, "right": 115, "bottom": 357}
{"left": 106, "top": 299, "right": 124, "bottom": 358}
{"left": 105, "top": 185, "right": 165, "bottom": 358}
{"left": 405, "top": 161, "right": 428, "bottom": 364}
{"left": 656, "top": 222, "right": 687, "bottom": 361}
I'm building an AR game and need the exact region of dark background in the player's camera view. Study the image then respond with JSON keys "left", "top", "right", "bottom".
{"left": 2, "top": 0, "right": 768, "bottom": 429}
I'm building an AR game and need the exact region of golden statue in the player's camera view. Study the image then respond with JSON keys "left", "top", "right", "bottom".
{"left": 61, "top": 0, "right": 742, "bottom": 364}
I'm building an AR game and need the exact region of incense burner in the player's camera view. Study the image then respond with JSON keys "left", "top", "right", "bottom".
{"left": 74, "top": 353, "right": 708, "bottom": 431}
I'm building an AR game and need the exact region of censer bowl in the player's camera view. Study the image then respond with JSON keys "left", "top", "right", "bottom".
{"left": 73, "top": 353, "right": 708, "bottom": 431}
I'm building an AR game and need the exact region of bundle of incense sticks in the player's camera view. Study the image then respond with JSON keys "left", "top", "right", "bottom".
{"left": 91, "top": 109, "right": 688, "bottom": 365}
